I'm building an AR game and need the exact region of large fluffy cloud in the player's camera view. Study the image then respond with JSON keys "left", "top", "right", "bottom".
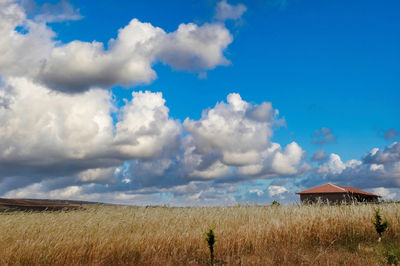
{"left": 184, "top": 93, "right": 308, "bottom": 179}
{"left": 0, "top": 77, "right": 181, "bottom": 192}
{"left": 113, "top": 91, "right": 181, "bottom": 159}
{"left": 0, "top": 1, "right": 54, "bottom": 77}
{"left": 0, "top": 1, "right": 233, "bottom": 93}
{"left": 0, "top": 0, "right": 313, "bottom": 204}
{"left": 122, "top": 93, "right": 309, "bottom": 192}
{"left": 0, "top": 77, "right": 310, "bottom": 201}
{"left": 304, "top": 142, "right": 400, "bottom": 192}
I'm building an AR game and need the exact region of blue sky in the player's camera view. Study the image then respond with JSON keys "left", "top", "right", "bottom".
{"left": 0, "top": 0, "right": 399, "bottom": 204}
{"left": 53, "top": 0, "right": 400, "bottom": 157}
{"left": 55, "top": 0, "right": 399, "bottom": 157}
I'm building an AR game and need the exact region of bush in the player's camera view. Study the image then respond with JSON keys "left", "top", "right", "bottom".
{"left": 373, "top": 208, "right": 389, "bottom": 239}
{"left": 271, "top": 200, "right": 280, "bottom": 206}
{"left": 205, "top": 229, "right": 215, "bottom": 266}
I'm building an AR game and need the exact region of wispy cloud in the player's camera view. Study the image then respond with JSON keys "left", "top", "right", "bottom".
{"left": 384, "top": 128, "right": 399, "bottom": 140}
{"left": 312, "top": 127, "right": 336, "bottom": 146}
{"left": 214, "top": 0, "right": 247, "bottom": 22}
{"left": 311, "top": 150, "right": 327, "bottom": 162}
{"left": 21, "top": 0, "right": 83, "bottom": 23}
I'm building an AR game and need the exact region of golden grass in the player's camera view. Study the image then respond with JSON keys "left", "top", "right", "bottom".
{"left": 1, "top": 203, "right": 400, "bottom": 265}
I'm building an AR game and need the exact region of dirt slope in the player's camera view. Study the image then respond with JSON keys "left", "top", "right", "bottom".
{"left": 0, "top": 198, "right": 84, "bottom": 211}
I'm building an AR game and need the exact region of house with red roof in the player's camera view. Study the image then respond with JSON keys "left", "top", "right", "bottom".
{"left": 296, "top": 183, "right": 380, "bottom": 204}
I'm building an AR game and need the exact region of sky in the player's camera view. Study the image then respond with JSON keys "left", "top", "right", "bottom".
{"left": 0, "top": 0, "right": 399, "bottom": 205}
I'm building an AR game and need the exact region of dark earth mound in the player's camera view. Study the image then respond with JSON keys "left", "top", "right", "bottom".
{"left": 0, "top": 198, "right": 85, "bottom": 212}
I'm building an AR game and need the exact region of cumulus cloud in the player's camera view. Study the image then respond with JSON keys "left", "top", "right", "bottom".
{"left": 316, "top": 154, "right": 359, "bottom": 175}
{"left": 120, "top": 93, "right": 309, "bottom": 193}
{"left": 183, "top": 93, "right": 308, "bottom": 180}
{"left": 214, "top": 0, "right": 247, "bottom": 21}
{"left": 184, "top": 93, "right": 275, "bottom": 166}
{"left": 306, "top": 142, "right": 400, "bottom": 191}
{"left": 0, "top": 80, "right": 310, "bottom": 202}
{"left": 0, "top": 77, "right": 181, "bottom": 192}
{"left": 38, "top": 20, "right": 232, "bottom": 92}
{"left": 0, "top": 1, "right": 233, "bottom": 93}
{"left": 268, "top": 185, "right": 288, "bottom": 197}
{"left": 312, "top": 127, "right": 336, "bottom": 146}
{"left": 114, "top": 91, "right": 181, "bottom": 159}
{"left": 363, "top": 142, "right": 400, "bottom": 164}
{"left": 0, "top": 1, "right": 55, "bottom": 77}
{"left": 0, "top": 1, "right": 311, "bottom": 204}
{"left": 156, "top": 23, "right": 232, "bottom": 71}
{"left": 370, "top": 187, "right": 397, "bottom": 201}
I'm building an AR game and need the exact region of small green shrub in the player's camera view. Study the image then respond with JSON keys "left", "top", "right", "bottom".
{"left": 205, "top": 229, "right": 215, "bottom": 266}
{"left": 373, "top": 208, "right": 389, "bottom": 239}
{"left": 271, "top": 200, "right": 280, "bottom": 206}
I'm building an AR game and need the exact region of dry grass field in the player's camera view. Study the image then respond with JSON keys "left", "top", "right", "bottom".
{"left": 1, "top": 203, "right": 400, "bottom": 265}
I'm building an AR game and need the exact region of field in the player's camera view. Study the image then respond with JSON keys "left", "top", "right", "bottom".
{"left": 1, "top": 204, "right": 400, "bottom": 265}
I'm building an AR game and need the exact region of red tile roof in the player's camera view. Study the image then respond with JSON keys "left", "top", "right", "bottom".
{"left": 296, "top": 183, "right": 379, "bottom": 197}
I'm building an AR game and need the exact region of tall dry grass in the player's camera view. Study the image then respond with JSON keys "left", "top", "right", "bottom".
{"left": 1, "top": 204, "right": 400, "bottom": 265}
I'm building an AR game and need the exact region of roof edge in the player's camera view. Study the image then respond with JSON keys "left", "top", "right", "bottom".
{"left": 296, "top": 183, "right": 380, "bottom": 197}
{"left": 296, "top": 191, "right": 380, "bottom": 196}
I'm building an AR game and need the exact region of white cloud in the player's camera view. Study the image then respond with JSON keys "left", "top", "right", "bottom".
{"left": 0, "top": 1, "right": 233, "bottom": 93}
{"left": 0, "top": 1, "right": 313, "bottom": 204}
{"left": 0, "top": 77, "right": 181, "bottom": 191}
{"left": 32, "top": 0, "right": 83, "bottom": 23}
{"left": 271, "top": 142, "right": 305, "bottom": 175}
{"left": 157, "top": 23, "right": 232, "bottom": 71}
{"left": 184, "top": 93, "right": 275, "bottom": 166}
{"left": 249, "top": 189, "right": 264, "bottom": 196}
{"left": 0, "top": 77, "right": 114, "bottom": 165}
{"left": 268, "top": 185, "right": 287, "bottom": 196}
{"left": 38, "top": 19, "right": 163, "bottom": 92}
{"left": 214, "top": 0, "right": 247, "bottom": 21}
{"left": 181, "top": 94, "right": 306, "bottom": 180}
{"left": 5, "top": 183, "right": 83, "bottom": 199}
{"left": 0, "top": 79, "right": 311, "bottom": 198}
{"left": 316, "top": 153, "right": 362, "bottom": 175}
{"left": 363, "top": 142, "right": 400, "bottom": 164}
{"left": 317, "top": 153, "right": 347, "bottom": 174}
{"left": 190, "top": 160, "right": 230, "bottom": 179}
{"left": 184, "top": 94, "right": 307, "bottom": 179}
{"left": 370, "top": 187, "right": 396, "bottom": 200}
{"left": 308, "top": 142, "right": 400, "bottom": 191}
{"left": 117, "top": 93, "right": 309, "bottom": 191}
{"left": 0, "top": 1, "right": 54, "bottom": 77}
{"left": 114, "top": 91, "right": 181, "bottom": 159}
{"left": 370, "top": 164, "right": 384, "bottom": 171}
{"left": 77, "top": 167, "right": 119, "bottom": 184}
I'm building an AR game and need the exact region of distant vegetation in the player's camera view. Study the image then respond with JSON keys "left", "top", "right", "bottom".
{"left": 0, "top": 198, "right": 84, "bottom": 212}
{"left": 1, "top": 204, "right": 400, "bottom": 265}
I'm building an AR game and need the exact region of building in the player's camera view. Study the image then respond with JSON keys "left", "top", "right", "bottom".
{"left": 296, "top": 183, "right": 380, "bottom": 204}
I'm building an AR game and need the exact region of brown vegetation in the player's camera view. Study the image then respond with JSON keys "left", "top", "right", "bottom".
{"left": 0, "top": 198, "right": 84, "bottom": 211}
{"left": 1, "top": 204, "right": 400, "bottom": 265}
